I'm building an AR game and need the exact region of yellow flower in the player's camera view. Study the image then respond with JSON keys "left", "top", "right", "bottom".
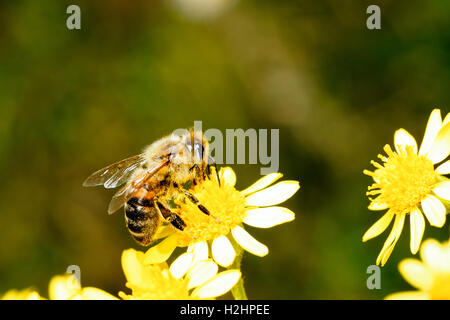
{"left": 143, "top": 167, "right": 299, "bottom": 268}
{"left": 363, "top": 109, "right": 450, "bottom": 266}
{"left": 1, "top": 288, "right": 43, "bottom": 300}
{"left": 1, "top": 274, "right": 117, "bottom": 300}
{"left": 119, "top": 248, "right": 241, "bottom": 300}
{"left": 385, "top": 238, "right": 450, "bottom": 300}
{"left": 48, "top": 274, "right": 117, "bottom": 300}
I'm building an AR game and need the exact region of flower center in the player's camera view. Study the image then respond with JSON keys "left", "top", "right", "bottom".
{"left": 430, "top": 272, "right": 450, "bottom": 300}
{"left": 365, "top": 145, "right": 438, "bottom": 214}
{"left": 175, "top": 179, "right": 247, "bottom": 245}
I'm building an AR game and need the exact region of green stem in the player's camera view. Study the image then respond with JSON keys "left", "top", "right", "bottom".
{"left": 230, "top": 243, "right": 248, "bottom": 300}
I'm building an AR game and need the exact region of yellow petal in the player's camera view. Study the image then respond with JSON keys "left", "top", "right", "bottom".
{"left": 368, "top": 199, "right": 389, "bottom": 211}
{"left": 191, "top": 270, "right": 241, "bottom": 299}
{"left": 427, "top": 122, "right": 450, "bottom": 164}
{"left": 398, "top": 259, "right": 432, "bottom": 290}
{"left": 243, "top": 207, "right": 295, "bottom": 228}
{"left": 245, "top": 181, "right": 300, "bottom": 207}
{"left": 170, "top": 252, "right": 194, "bottom": 279}
{"left": 436, "top": 160, "right": 450, "bottom": 174}
{"left": 80, "top": 287, "right": 118, "bottom": 300}
{"left": 211, "top": 236, "right": 236, "bottom": 267}
{"left": 394, "top": 129, "right": 418, "bottom": 154}
{"left": 385, "top": 291, "right": 430, "bottom": 300}
{"left": 362, "top": 210, "right": 395, "bottom": 242}
{"left": 409, "top": 207, "right": 425, "bottom": 255}
{"left": 240, "top": 173, "right": 283, "bottom": 196}
{"left": 433, "top": 181, "right": 450, "bottom": 201}
{"left": 419, "top": 109, "right": 442, "bottom": 156}
{"left": 143, "top": 234, "right": 178, "bottom": 264}
{"left": 219, "top": 167, "right": 236, "bottom": 187}
{"left": 188, "top": 240, "right": 209, "bottom": 265}
{"left": 420, "top": 239, "right": 448, "bottom": 271}
{"left": 121, "top": 249, "right": 145, "bottom": 285}
{"left": 187, "top": 260, "right": 218, "bottom": 290}
{"left": 421, "top": 195, "right": 446, "bottom": 227}
{"left": 48, "top": 275, "right": 80, "bottom": 300}
{"left": 153, "top": 225, "right": 176, "bottom": 240}
{"left": 376, "top": 213, "right": 405, "bottom": 266}
{"left": 231, "top": 226, "right": 268, "bottom": 257}
{"left": 2, "top": 289, "right": 42, "bottom": 300}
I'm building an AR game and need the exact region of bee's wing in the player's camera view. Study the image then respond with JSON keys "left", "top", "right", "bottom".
{"left": 107, "top": 159, "right": 170, "bottom": 215}
{"left": 83, "top": 155, "right": 146, "bottom": 189}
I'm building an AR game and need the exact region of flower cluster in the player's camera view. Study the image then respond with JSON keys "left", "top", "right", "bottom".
{"left": 2, "top": 167, "right": 299, "bottom": 300}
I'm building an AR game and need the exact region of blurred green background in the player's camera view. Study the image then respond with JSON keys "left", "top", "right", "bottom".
{"left": 0, "top": 0, "right": 449, "bottom": 299}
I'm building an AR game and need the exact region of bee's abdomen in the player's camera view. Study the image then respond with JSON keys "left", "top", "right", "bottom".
{"left": 125, "top": 196, "right": 160, "bottom": 246}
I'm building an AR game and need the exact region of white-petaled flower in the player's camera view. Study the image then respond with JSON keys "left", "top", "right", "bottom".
{"left": 143, "top": 167, "right": 299, "bottom": 269}
{"left": 363, "top": 109, "right": 450, "bottom": 266}
{"left": 385, "top": 238, "right": 450, "bottom": 300}
{"left": 119, "top": 248, "right": 241, "bottom": 300}
{"left": 1, "top": 274, "right": 117, "bottom": 300}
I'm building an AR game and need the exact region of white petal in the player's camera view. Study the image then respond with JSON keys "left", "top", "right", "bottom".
{"left": 219, "top": 167, "right": 236, "bottom": 187}
{"left": 394, "top": 129, "right": 418, "bottom": 154}
{"left": 231, "top": 226, "right": 268, "bottom": 257}
{"left": 420, "top": 239, "right": 448, "bottom": 271}
{"left": 240, "top": 173, "right": 283, "bottom": 196}
{"left": 409, "top": 207, "right": 425, "bottom": 255}
{"left": 398, "top": 259, "right": 432, "bottom": 290}
{"left": 433, "top": 181, "right": 450, "bottom": 200}
{"left": 187, "top": 260, "right": 218, "bottom": 290}
{"left": 170, "top": 252, "right": 194, "bottom": 279}
{"left": 245, "top": 181, "right": 300, "bottom": 207}
{"left": 143, "top": 235, "right": 178, "bottom": 264}
{"left": 211, "top": 236, "right": 236, "bottom": 267}
{"left": 80, "top": 288, "right": 118, "bottom": 300}
{"left": 368, "top": 200, "right": 389, "bottom": 211}
{"left": 188, "top": 240, "right": 209, "bottom": 265}
{"left": 427, "top": 122, "right": 450, "bottom": 164}
{"left": 243, "top": 207, "right": 295, "bottom": 228}
{"left": 419, "top": 109, "right": 442, "bottom": 156}
{"left": 385, "top": 291, "right": 430, "bottom": 300}
{"left": 376, "top": 213, "right": 406, "bottom": 266}
{"left": 436, "top": 160, "right": 450, "bottom": 174}
{"left": 421, "top": 195, "right": 446, "bottom": 227}
{"left": 192, "top": 270, "right": 241, "bottom": 299}
{"left": 443, "top": 112, "right": 450, "bottom": 125}
{"left": 362, "top": 210, "right": 395, "bottom": 242}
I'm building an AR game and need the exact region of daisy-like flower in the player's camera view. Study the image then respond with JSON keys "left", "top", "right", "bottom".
{"left": 1, "top": 274, "right": 117, "bottom": 300}
{"left": 385, "top": 238, "right": 450, "bottom": 300}
{"left": 119, "top": 248, "right": 241, "bottom": 300}
{"left": 1, "top": 288, "right": 42, "bottom": 300}
{"left": 363, "top": 109, "right": 450, "bottom": 266}
{"left": 142, "top": 167, "right": 299, "bottom": 269}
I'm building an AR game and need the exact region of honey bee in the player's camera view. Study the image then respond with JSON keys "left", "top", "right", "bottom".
{"left": 83, "top": 129, "right": 218, "bottom": 246}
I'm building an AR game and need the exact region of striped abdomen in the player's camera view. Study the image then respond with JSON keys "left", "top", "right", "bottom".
{"left": 124, "top": 190, "right": 160, "bottom": 246}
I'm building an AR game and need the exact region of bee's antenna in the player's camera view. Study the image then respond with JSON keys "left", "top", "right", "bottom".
{"left": 208, "top": 155, "right": 221, "bottom": 187}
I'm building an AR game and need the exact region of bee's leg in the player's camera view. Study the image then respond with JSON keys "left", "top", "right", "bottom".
{"left": 189, "top": 164, "right": 204, "bottom": 185}
{"left": 208, "top": 155, "right": 221, "bottom": 187}
{"left": 184, "top": 192, "right": 220, "bottom": 223}
{"left": 154, "top": 201, "right": 186, "bottom": 231}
